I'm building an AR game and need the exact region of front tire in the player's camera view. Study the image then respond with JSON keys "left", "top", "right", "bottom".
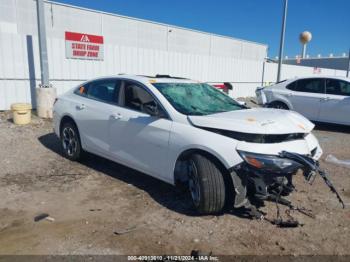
{"left": 188, "top": 154, "right": 226, "bottom": 214}
{"left": 60, "top": 122, "right": 83, "bottom": 161}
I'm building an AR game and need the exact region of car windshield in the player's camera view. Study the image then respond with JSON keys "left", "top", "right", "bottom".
{"left": 153, "top": 82, "right": 243, "bottom": 115}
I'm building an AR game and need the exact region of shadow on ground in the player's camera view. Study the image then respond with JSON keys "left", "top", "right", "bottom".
{"left": 38, "top": 132, "right": 200, "bottom": 217}
{"left": 38, "top": 133, "right": 260, "bottom": 220}
{"left": 314, "top": 122, "right": 350, "bottom": 134}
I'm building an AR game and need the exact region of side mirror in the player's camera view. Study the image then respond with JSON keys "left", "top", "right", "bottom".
{"left": 224, "top": 82, "right": 233, "bottom": 90}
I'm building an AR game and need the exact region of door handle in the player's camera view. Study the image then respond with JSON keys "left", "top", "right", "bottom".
{"left": 76, "top": 104, "right": 85, "bottom": 110}
{"left": 286, "top": 93, "right": 293, "bottom": 97}
{"left": 111, "top": 113, "right": 122, "bottom": 120}
{"left": 321, "top": 97, "right": 330, "bottom": 101}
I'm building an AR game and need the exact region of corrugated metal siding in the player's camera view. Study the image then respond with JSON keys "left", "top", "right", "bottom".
{"left": 0, "top": 0, "right": 348, "bottom": 109}
{"left": 263, "top": 62, "right": 347, "bottom": 84}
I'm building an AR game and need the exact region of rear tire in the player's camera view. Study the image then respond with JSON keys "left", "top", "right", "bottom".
{"left": 60, "top": 121, "right": 83, "bottom": 161}
{"left": 268, "top": 101, "right": 289, "bottom": 110}
{"left": 187, "top": 154, "right": 226, "bottom": 214}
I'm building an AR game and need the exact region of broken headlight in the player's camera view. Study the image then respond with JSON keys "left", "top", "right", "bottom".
{"left": 238, "top": 151, "right": 302, "bottom": 173}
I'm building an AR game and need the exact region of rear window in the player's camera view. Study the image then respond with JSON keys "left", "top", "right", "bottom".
{"left": 286, "top": 81, "right": 297, "bottom": 91}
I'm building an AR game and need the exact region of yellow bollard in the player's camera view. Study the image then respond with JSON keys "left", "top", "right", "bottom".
{"left": 11, "top": 103, "right": 32, "bottom": 125}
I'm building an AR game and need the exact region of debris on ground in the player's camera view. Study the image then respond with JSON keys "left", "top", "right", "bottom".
{"left": 325, "top": 154, "right": 350, "bottom": 169}
{"left": 113, "top": 225, "right": 138, "bottom": 235}
{"left": 45, "top": 216, "right": 55, "bottom": 222}
{"left": 34, "top": 213, "right": 49, "bottom": 222}
{"left": 191, "top": 249, "right": 213, "bottom": 257}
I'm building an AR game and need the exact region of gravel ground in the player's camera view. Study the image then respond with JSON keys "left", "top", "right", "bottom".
{"left": 0, "top": 105, "right": 349, "bottom": 256}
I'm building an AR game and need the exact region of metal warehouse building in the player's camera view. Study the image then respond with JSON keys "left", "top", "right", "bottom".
{"left": 0, "top": 0, "right": 348, "bottom": 110}
{"left": 0, "top": 0, "right": 269, "bottom": 110}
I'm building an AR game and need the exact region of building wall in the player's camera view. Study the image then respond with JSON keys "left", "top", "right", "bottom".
{"left": 0, "top": 0, "right": 270, "bottom": 109}
{"left": 0, "top": 0, "right": 348, "bottom": 110}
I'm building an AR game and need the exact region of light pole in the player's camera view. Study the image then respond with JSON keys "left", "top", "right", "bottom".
{"left": 36, "top": 0, "right": 49, "bottom": 87}
{"left": 35, "top": 0, "right": 56, "bottom": 118}
{"left": 347, "top": 48, "right": 350, "bottom": 78}
{"left": 277, "top": 0, "right": 288, "bottom": 83}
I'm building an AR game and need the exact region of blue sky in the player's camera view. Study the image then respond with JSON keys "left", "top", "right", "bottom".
{"left": 54, "top": 0, "right": 350, "bottom": 58}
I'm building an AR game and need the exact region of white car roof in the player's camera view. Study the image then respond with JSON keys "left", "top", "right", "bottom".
{"left": 85, "top": 74, "right": 200, "bottom": 84}
{"left": 283, "top": 75, "right": 350, "bottom": 82}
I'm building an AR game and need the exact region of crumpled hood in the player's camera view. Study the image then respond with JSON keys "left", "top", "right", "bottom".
{"left": 188, "top": 108, "right": 314, "bottom": 134}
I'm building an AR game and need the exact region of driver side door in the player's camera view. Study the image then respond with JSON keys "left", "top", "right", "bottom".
{"left": 108, "top": 80, "right": 173, "bottom": 182}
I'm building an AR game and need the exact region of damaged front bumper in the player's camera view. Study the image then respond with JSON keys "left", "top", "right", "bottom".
{"left": 231, "top": 160, "right": 299, "bottom": 208}
{"left": 230, "top": 160, "right": 300, "bottom": 208}
{"left": 230, "top": 134, "right": 323, "bottom": 208}
{"left": 230, "top": 144, "right": 345, "bottom": 210}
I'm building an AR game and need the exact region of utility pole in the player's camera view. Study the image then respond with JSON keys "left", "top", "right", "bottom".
{"left": 36, "top": 0, "right": 49, "bottom": 87}
{"left": 347, "top": 48, "right": 350, "bottom": 78}
{"left": 277, "top": 0, "right": 288, "bottom": 83}
{"left": 35, "top": 0, "right": 56, "bottom": 118}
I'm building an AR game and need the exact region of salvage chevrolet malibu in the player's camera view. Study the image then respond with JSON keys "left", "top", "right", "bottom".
{"left": 53, "top": 75, "right": 325, "bottom": 215}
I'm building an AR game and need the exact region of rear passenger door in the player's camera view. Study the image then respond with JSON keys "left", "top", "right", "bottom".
{"left": 318, "top": 79, "right": 350, "bottom": 125}
{"left": 73, "top": 78, "right": 121, "bottom": 156}
{"left": 287, "top": 78, "right": 325, "bottom": 121}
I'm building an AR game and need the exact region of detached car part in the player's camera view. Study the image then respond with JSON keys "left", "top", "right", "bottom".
{"left": 279, "top": 151, "right": 345, "bottom": 208}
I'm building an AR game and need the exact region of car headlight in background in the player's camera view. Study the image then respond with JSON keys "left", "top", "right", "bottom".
{"left": 238, "top": 151, "right": 302, "bottom": 173}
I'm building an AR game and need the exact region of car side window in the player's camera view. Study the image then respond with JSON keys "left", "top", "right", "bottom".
{"left": 122, "top": 81, "right": 155, "bottom": 111}
{"left": 286, "top": 81, "right": 297, "bottom": 91}
{"left": 85, "top": 79, "right": 121, "bottom": 104}
{"left": 326, "top": 79, "right": 350, "bottom": 96}
{"left": 74, "top": 84, "right": 89, "bottom": 96}
{"left": 294, "top": 79, "right": 325, "bottom": 94}
{"left": 122, "top": 80, "right": 166, "bottom": 116}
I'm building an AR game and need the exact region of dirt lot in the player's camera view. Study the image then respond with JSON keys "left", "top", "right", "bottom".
{"left": 0, "top": 108, "right": 350, "bottom": 256}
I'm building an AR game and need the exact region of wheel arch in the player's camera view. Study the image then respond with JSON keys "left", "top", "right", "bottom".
{"left": 173, "top": 147, "right": 237, "bottom": 209}
{"left": 59, "top": 114, "right": 80, "bottom": 138}
{"left": 269, "top": 98, "right": 292, "bottom": 110}
{"left": 173, "top": 147, "right": 231, "bottom": 185}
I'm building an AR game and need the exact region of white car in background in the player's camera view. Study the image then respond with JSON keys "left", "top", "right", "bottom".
{"left": 53, "top": 75, "right": 322, "bottom": 215}
{"left": 256, "top": 76, "right": 350, "bottom": 125}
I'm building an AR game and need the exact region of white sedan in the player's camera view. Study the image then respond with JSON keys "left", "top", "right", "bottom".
{"left": 256, "top": 76, "right": 350, "bottom": 125}
{"left": 53, "top": 75, "right": 322, "bottom": 214}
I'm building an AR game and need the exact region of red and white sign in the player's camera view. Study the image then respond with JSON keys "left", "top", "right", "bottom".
{"left": 65, "top": 31, "right": 104, "bottom": 60}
